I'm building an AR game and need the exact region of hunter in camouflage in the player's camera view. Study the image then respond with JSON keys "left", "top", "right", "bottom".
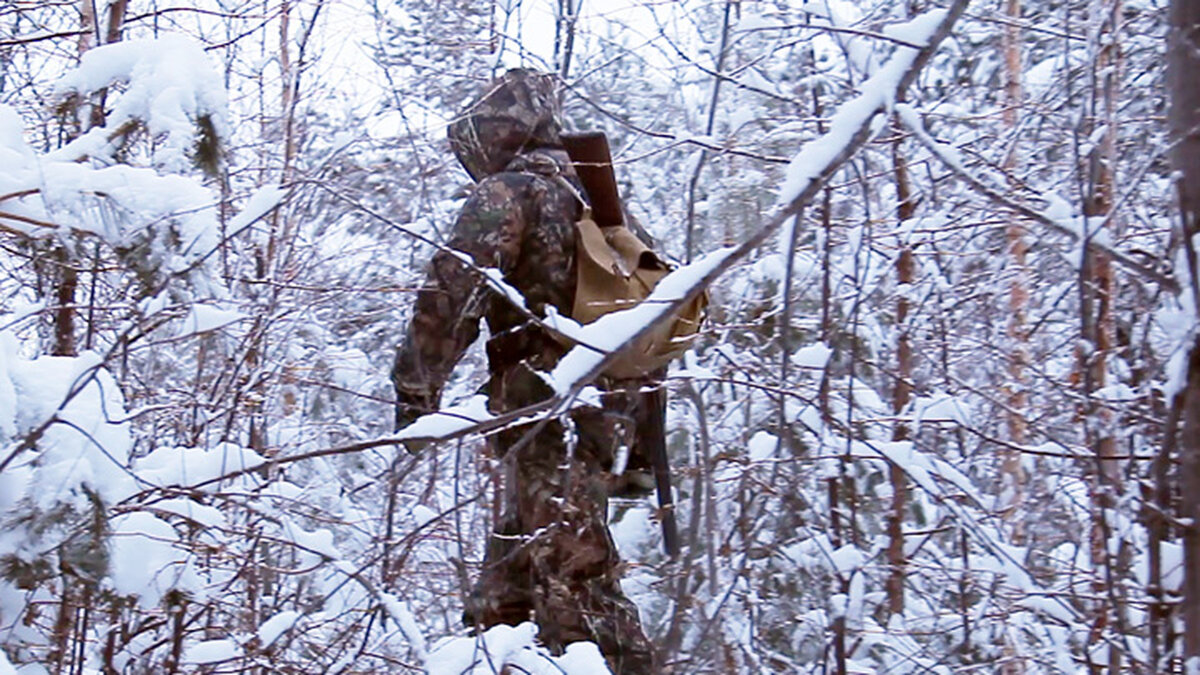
{"left": 391, "top": 69, "right": 656, "bottom": 674}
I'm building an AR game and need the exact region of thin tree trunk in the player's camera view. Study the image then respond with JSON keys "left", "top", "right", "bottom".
{"left": 104, "top": 0, "right": 128, "bottom": 44}
{"left": 684, "top": 0, "right": 735, "bottom": 263}
{"left": 1079, "top": 2, "right": 1123, "bottom": 669}
{"left": 1150, "top": 393, "right": 1182, "bottom": 668}
{"left": 1167, "top": 0, "right": 1200, "bottom": 661}
{"left": 58, "top": 0, "right": 128, "bottom": 359}
{"left": 555, "top": 0, "right": 580, "bottom": 80}
{"left": 1181, "top": 339, "right": 1200, "bottom": 662}
{"left": 1080, "top": 0, "right": 1121, "bottom": 487}
{"left": 53, "top": 246, "right": 78, "bottom": 357}
{"left": 819, "top": 173, "right": 845, "bottom": 673}
{"left": 51, "top": 581, "right": 74, "bottom": 672}
{"left": 279, "top": 0, "right": 294, "bottom": 182}
{"left": 77, "top": 0, "right": 95, "bottom": 54}
{"left": 660, "top": 387, "right": 709, "bottom": 663}
{"left": 887, "top": 113, "right": 916, "bottom": 618}
{"left": 1000, "top": 0, "right": 1028, "bottom": 543}
{"left": 52, "top": 0, "right": 101, "bottom": 359}
{"left": 1000, "top": 3, "right": 1029, "bottom": 669}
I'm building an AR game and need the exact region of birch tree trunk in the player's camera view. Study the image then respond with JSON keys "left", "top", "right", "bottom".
{"left": 999, "top": 3, "right": 1030, "bottom": 667}
{"left": 1000, "top": 0, "right": 1028, "bottom": 541}
{"left": 1079, "top": 2, "right": 1123, "bottom": 669}
{"left": 887, "top": 113, "right": 915, "bottom": 618}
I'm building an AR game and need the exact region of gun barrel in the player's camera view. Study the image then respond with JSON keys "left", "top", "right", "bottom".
{"left": 643, "top": 386, "right": 680, "bottom": 559}
{"left": 562, "top": 131, "right": 624, "bottom": 228}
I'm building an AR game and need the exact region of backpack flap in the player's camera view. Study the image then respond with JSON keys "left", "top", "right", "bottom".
{"left": 570, "top": 216, "right": 707, "bottom": 379}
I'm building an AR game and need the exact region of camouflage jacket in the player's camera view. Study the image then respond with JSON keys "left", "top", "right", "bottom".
{"left": 391, "top": 148, "right": 582, "bottom": 427}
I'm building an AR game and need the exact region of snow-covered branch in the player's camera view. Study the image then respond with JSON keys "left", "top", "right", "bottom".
{"left": 228, "top": 2, "right": 971, "bottom": 460}
{"left": 896, "top": 103, "right": 1180, "bottom": 295}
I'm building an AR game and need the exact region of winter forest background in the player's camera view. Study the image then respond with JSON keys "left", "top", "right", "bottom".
{"left": 2, "top": 0, "right": 1200, "bottom": 673}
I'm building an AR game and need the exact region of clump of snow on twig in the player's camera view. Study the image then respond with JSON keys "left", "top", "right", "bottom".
{"left": 426, "top": 622, "right": 612, "bottom": 674}
{"left": 55, "top": 34, "right": 229, "bottom": 173}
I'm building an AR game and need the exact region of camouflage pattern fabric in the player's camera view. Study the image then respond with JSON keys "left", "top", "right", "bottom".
{"left": 447, "top": 69, "right": 563, "bottom": 182}
{"left": 392, "top": 70, "right": 656, "bottom": 674}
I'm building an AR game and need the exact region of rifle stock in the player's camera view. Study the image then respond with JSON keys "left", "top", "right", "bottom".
{"left": 561, "top": 131, "right": 624, "bottom": 227}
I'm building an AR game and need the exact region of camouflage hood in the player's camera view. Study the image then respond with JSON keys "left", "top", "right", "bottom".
{"left": 448, "top": 69, "right": 563, "bottom": 181}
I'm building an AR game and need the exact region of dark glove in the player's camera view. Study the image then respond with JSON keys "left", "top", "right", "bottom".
{"left": 394, "top": 402, "right": 424, "bottom": 433}
{"left": 394, "top": 401, "right": 433, "bottom": 454}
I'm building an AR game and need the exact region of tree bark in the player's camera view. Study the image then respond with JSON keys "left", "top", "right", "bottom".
{"left": 52, "top": 245, "right": 77, "bottom": 357}
{"left": 1181, "top": 340, "right": 1200, "bottom": 662}
{"left": 1000, "top": 0, "right": 1028, "bottom": 543}
{"left": 887, "top": 114, "right": 916, "bottom": 618}
{"left": 1168, "top": 0, "right": 1200, "bottom": 661}
{"left": 1079, "top": 3, "right": 1123, "bottom": 669}
{"left": 104, "top": 0, "right": 128, "bottom": 44}
{"left": 1000, "top": 3, "right": 1029, "bottom": 668}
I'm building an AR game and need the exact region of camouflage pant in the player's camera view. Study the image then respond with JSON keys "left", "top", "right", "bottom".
{"left": 464, "top": 412, "right": 657, "bottom": 675}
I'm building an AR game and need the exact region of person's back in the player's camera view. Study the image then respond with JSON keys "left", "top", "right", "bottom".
{"left": 391, "top": 69, "right": 656, "bottom": 674}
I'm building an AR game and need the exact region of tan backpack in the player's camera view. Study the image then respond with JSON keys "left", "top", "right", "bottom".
{"left": 566, "top": 209, "right": 707, "bottom": 379}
